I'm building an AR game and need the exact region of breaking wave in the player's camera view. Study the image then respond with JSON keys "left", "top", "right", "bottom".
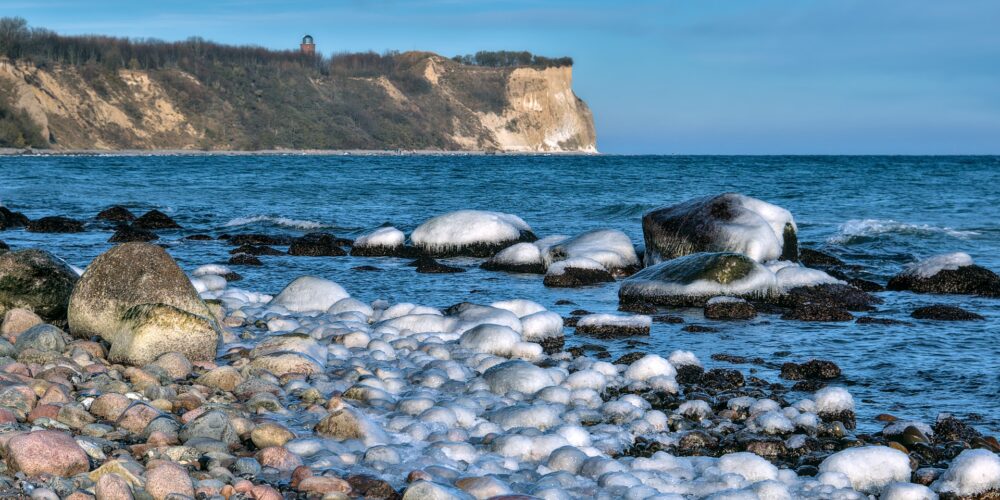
{"left": 828, "top": 219, "right": 980, "bottom": 244}
{"left": 223, "top": 215, "right": 330, "bottom": 230}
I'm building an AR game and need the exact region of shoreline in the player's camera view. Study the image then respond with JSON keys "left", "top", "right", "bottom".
{"left": 0, "top": 147, "right": 601, "bottom": 157}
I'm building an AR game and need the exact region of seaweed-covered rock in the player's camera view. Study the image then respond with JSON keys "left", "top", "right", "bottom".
{"left": 911, "top": 305, "right": 984, "bottom": 321}
{"left": 620, "top": 252, "right": 775, "bottom": 307}
{"left": 411, "top": 210, "right": 536, "bottom": 257}
{"left": 0, "top": 207, "right": 29, "bottom": 230}
{"left": 228, "top": 233, "right": 293, "bottom": 246}
{"left": 289, "top": 232, "right": 348, "bottom": 257}
{"left": 0, "top": 249, "right": 78, "bottom": 321}
{"left": 888, "top": 253, "right": 1000, "bottom": 296}
{"left": 68, "top": 242, "right": 217, "bottom": 341}
{"left": 642, "top": 193, "right": 798, "bottom": 265}
{"left": 228, "top": 253, "right": 263, "bottom": 266}
{"left": 230, "top": 244, "right": 283, "bottom": 256}
{"left": 26, "top": 216, "right": 84, "bottom": 233}
{"left": 776, "top": 283, "right": 881, "bottom": 311}
{"left": 782, "top": 304, "right": 853, "bottom": 322}
{"left": 133, "top": 209, "right": 181, "bottom": 229}
{"left": 780, "top": 359, "right": 841, "bottom": 380}
{"left": 96, "top": 205, "right": 136, "bottom": 222}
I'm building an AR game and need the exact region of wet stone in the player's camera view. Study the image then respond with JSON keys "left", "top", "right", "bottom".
{"left": 409, "top": 256, "right": 464, "bottom": 274}
{"left": 228, "top": 253, "right": 262, "bottom": 266}
{"left": 911, "top": 305, "right": 984, "bottom": 321}
{"left": 229, "top": 244, "right": 283, "bottom": 256}
{"left": 782, "top": 304, "right": 853, "bottom": 322}
{"left": 780, "top": 359, "right": 841, "bottom": 380}
{"left": 133, "top": 210, "right": 181, "bottom": 230}
{"left": 27, "top": 216, "right": 85, "bottom": 233}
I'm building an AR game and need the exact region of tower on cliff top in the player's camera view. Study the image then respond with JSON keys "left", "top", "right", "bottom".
{"left": 300, "top": 35, "right": 315, "bottom": 55}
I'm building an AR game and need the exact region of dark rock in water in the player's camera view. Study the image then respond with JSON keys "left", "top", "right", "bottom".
{"left": 856, "top": 316, "right": 914, "bottom": 326}
{"left": 228, "top": 254, "right": 263, "bottom": 266}
{"left": 780, "top": 359, "right": 841, "bottom": 380}
{"left": 782, "top": 304, "right": 853, "bottom": 322}
{"left": 791, "top": 380, "right": 828, "bottom": 392}
{"left": 288, "top": 232, "right": 348, "bottom": 257}
{"left": 704, "top": 298, "right": 757, "bottom": 320}
{"left": 352, "top": 265, "right": 382, "bottom": 272}
{"left": 701, "top": 368, "right": 745, "bottom": 391}
{"left": 228, "top": 233, "right": 292, "bottom": 246}
{"left": 682, "top": 324, "right": 719, "bottom": 333}
{"left": 480, "top": 259, "right": 546, "bottom": 275}
{"left": 26, "top": 216, "right": 84, "bottom": 233}
{"left": 222, "top": 271, "right": 243, "bottom": 282}
{"left": 411, "top": 210, "right": 537, "bottom": 257}
{"left": 642, "top": 193, "right": 798, "bottom": 264}
{"left": 133, "top": 209, "right": 181, "bottom": 229}
{"left": 799, "top": 248, "right": 844, "bottom": 267}
{"left": 109, "top": 225, "right": 158, "bottom": 243}
{"left": 675, "top": 364, "right": 705, "bottom": 384}
{"left": 0, "top": 240, "right": 8, "bottom": 254}
{"left": 230, "top": 244, "right": 283, "bottom": 256}
{"left": 776, "top": 283, "right": 881, "bottom": 311}
{"left": 819, "top": 409, "right": 857, "bottom": 430}
{"left": 847, "top": 278, "right": 885, "bottom": 292}
{"left": 554, "top": 299, "right": 576, "bottom": 306}
{"left": 0, "top": 207, "right": 29, "bottom": 230}
{"left": 536, "top": 336, "right": 565, "bottom": 355}
{"left": 409, "top": 256, "right": 463, "bottom": 274}
{"left": 653, "top": 315, "right": 684, "bottom": 324}
{"left": 576, "top": 321, "right": 649, "bottom": 338}
{"left": 911, "top": 305, "right": 984, "bottom": 321}
{"left": 570, "top": 309, "right": 592, "bottom": 316}
{"left": 184, "top": 234, "right": 213, "bottom": 241}
{"left": 711, "top": 353, "right": 766, "bottom": 365}
{"left": 0, "top": 249, "right": 78, "bottom": 321}
{"left": 563, "top": 316, "right": 579, "bottom": 327}
{"left": 613, "top": 352, "right": 646, "bottom": 365}
{"left": 96, "top": 205, "right": 135, "bottom": 222}
{"left": 888, "top": 265, "right": 1000, "bottom": 297}
{"left": 932, "top": 416, "right": 982, "bottom": 443}
{"left": 544, "top": 266, "right": 614, "bottom": 288}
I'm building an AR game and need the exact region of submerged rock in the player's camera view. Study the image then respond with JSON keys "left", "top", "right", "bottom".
{"left": 109, "top": 225, "right": 158, "bottom": 243}
{"left": 96, "top": 205, "right": 136, "bottom": 222}
{"left": 411, "top": 210, "right": 536, "bottom": 257}
{"left": 26, "top": 215, "right": 85, "bottom": 233}
{"left": 410, "top": 255, "right": 464, "bottom": 273}
{"left": 642, "top": 193, "right": 798, "bottom": 265}
{"left": 133, "top": 209, "right": 181, "bottom": 229}
{"left": 0, "top": 206, "right": 29, "bottom": 229}
{"left": 888, "top": 253, "right": 1000, "bottom": 296}
{"left": 0, "top": 249, "right": 78, "bottom": 321}
{"left": 619, "top": 252, "right": 775, "bottom": 307}
{"left": 288, "top": 232, "right": 348, "bottom": 256}
{"left": 227, "top": 233, "right": 293, "bottom": 246}
{"left": 68, "top": 242, "right": 216, "bottom": 341}
{"left": 911, "top": 305, "right": 984, "bottom": 321}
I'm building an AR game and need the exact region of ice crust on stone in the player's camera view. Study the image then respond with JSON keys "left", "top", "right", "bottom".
{"left": 819, "top": 446, "right": 911, "bottom": 494}
{"left": 193, "top": 264, "right": 232, "bottom": 276}
{"left": 486, "top": 242, "right": 544, "bottom": 267}
{"left": 815, "top": 386, "right": 855, "bottom": 413}
{"left": 904, "top": 252, "right": 974, "bottom": 278}
{"left": 411, "top": 210, "right": 531, "bottom": 252}
{"left": 577, "top": 313, "right": 652, "bottom": 331}
{"left": 547, "top": 229, "right": 639, "bottom": 271}
{"left": 269, "top": 276, "right": 350, "bottom": 312}
{"left": 546, "top": 257, "right": 606, "bottom": 276}
{"left": 932, "top": 449, "right": 1000, "bottom": 497}
{"left": 773, "top": 263, "right": 843, "bottom": 291}
{"left": 623, "top": 254, "right": 778, "bottom": 300}
{"left": 354, "top": 226, "right": 405, "bottom": 248}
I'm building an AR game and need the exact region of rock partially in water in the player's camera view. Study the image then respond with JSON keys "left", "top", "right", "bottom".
{"left": 575, "top": 313, "right": 651, "bottom": 338}
{"left": 350, "top": 227, "right": 406, "bottom": 257}
{"left": 133, "top": 209, "right": 181, "bottom": 229}
{"left": 96, "top": 205, "right": 136, "bottom": 222}
{"left": 546, "top": 228, "right": 640, "bottom": 276}
{"left": 289, "top": 232, "right": 348, "bottom": 256}
{"left": 0, "top": 206, "right": 29, "bottom": 229}
{"left": 888, "top": 253, "right": 1000, "bottom": 297}
{"left": 782, "top": 304, "right": 853, "bottom": 322}
{"left": 543, "top": 258, "right": 613, "bottom": 287}
{"left": 481, "top": 242, "right": 546, "bottom": 274}
{"left": 703, "top": 296, "right": 757, "bottom": 320}
{"left": 0, "top": 249, "right": 78, "bottom": 322}
{"left": 227, "top": 233, "right": 293, "bottom": 246}
{"left": 410, "top": 255, "right": 464, "bottom": 274}
{"left": 619, "top": 252, "right": 776, "bottom": 307}
{"left": 26, "top": 216, "right": 85, "bottom": 233}
{"left": 68, "top": 242, "right": 216, "bottom": 340}
{"left": 228, "top": 253, "right": 262, "bottom": 266}
{"left": 270, "top": 276, "right": 350, "bottom": 312}
{"left": 780, "top": 359, "right": 841, "bottom": 380}
{"left": 109, "top": 225, "right": 158, "bottom": 243}
{"left": 109, "top": 303, "right": 219, "bottom": 365}
{"left": 911, "top": 305, "right": 984, "bottom": 321}
{"left": 775, "top": 283, "right": 881, "bottom": 311}
{"left": 799, "top": 248, "right": 845, "bottom": 268}
{"left": 411, "top": 209, "right": 536, "bottom": 257}
{"left": 642, "top": 193, "right": 798, "bottom": 265}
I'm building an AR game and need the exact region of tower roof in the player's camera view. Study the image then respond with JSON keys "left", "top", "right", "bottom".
{"left": 302, "top": 35, "right": 314, "bottom": 45}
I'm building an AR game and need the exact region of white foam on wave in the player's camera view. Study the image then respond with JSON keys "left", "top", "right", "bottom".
{"left": 829, "top": 219, "right": 980, "bottom": 243}
{"left": 224, "top": 214, "right": 330, "bottom": 230}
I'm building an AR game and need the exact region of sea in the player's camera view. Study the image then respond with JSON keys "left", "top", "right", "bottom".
{"left": 1, "top": 154, "right": 998, "bottom": 433}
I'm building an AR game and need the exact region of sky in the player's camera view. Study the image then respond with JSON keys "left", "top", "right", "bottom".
{"left": 3, "top": 0, "right": 999, "bottom": 154}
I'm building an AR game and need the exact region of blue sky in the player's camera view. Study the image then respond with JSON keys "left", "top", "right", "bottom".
{"left": 4, "top": 0, "right": 999, "bottom": 154}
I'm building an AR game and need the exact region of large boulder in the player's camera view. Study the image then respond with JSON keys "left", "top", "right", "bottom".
{"left": 26, "top": 216, "right": 85, "bottom": 233}
{"left": 619, "top": 252, "right": 776, "bottom": 307}
{"left": 109, "top": 303, "right": 219, "bottom": 365}
{"left": 5, "top": 430, "right": 91, "bottom": 477}
{"left": 887, "top": 253, "right": 1000, "bottom": 296}
{"left": 411, "top": 210, "right": 536, "bottom": 257}
{"left": 642, "top": 193, "right": 798, "bottom": 265}
{"left": 350, "top": 227, "right": 407, "bottom": 257}
{"left": 0, "top": 249, "right": 78, "bottom": 321}
{"left": 68, "top": 242, "right": 215, "bottom": 340}
{"left": 269, "top": 276, "right": 349, "bottom": 312}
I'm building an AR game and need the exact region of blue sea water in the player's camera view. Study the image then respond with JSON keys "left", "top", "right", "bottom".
{"left": 1, "top": 154, "right": 998, "bottom": 432}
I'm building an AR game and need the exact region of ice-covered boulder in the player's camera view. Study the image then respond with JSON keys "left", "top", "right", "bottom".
{"left": 932, "top": 449, "right": 1000, "bottom": 498}
{"left": 482, "top": 360, "right": 555, "bottom": 395}
{"left": 546, "top": 229, "right": 640, "bottom": 276}
{"left": 543, "top": 258, "right": 614, "bottom": 288}
{"left": 481, "top": 242, "right": 546, "bottom": 274}
{"left": 459, "top": 324, "right": 522, "bottom": 356}
{"left": 411, "top": 210, "right": 536, "bottom": 257}
{"left": 888, "top": 252, "right": 1000, "bottom": 296}
{"left": 619, "top": 252, "right": 777, "bottom": 307}
{"left": 642, "top": 193, "right": 798, "bottom": 265}
{"left": 818, "top": 446, "right": 912, "bottom": 494}
{"left": 350, "top": 226, "right": 407, "bottom": 257}
{"left": 269, "top": 276, "right": 350, "bottom": 312}
{"left": 577, "top": 313, "right": 651, "bottom": 338}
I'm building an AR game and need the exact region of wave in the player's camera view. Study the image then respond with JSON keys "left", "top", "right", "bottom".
{"left": 223, "top": 215, "right": 331, "bottom": 230}
{"left": 590, "top": 202, "right": 655, "bottom": 218}
{"left": 827, "top": 219, "right": 980, "bottom": 244}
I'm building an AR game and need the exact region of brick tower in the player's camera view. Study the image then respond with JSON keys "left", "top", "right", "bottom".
{"left": 300, "top": 35, "right": 315, "bottom": 55}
